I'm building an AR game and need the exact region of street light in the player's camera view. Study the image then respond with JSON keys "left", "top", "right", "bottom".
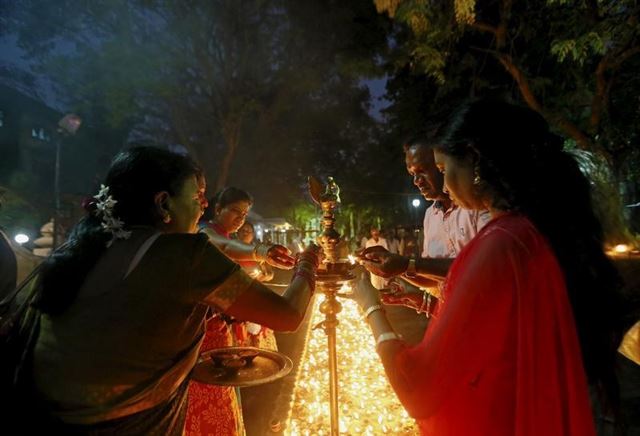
{"left": 411, "top": 198, "right": 422, "bottom": 229}
{"left": 53, "top": 114, "right": 82, "bottom": 248}
{"left": 14, "top": 233, "right": 29, "bottom": 244}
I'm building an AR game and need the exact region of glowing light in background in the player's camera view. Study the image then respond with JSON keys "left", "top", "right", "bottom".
{"left": 614, "top": 244, "right": 629, "bottom": 254}
{"left": 284, "top": 294, "right": 417, "bottom": 435}
{"left": 14, "top": 233, "right": 29, "bottom": 244}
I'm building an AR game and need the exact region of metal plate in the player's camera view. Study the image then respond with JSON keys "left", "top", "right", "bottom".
{"left": 191, "top": 346, "right": 293, "bottom": 387}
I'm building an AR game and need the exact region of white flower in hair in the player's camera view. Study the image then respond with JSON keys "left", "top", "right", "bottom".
{"left": 93, "top": 184, "right": 132, "bottom": 247}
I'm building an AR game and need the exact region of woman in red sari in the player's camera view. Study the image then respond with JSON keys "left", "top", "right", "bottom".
{"left": 355, "top": 99, "right": 622, "bottom": 435}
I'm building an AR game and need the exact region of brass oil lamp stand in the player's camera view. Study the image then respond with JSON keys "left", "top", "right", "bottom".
{"left": 308, "top": 176, "right": 355, "bottom": 435}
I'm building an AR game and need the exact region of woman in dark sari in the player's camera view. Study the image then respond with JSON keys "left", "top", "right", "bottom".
{"left": 26, "top": 146, "right": 319, "bottom": 435}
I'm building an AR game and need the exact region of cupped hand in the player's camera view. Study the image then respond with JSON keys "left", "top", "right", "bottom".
{"left": 357, "top": 246, "right": 409, "bottom": 278}
{"left": 380, "top": 278, "right": 423, "bottom": 310}
{"left": 266, "top": 245, "right": 296, "bottom": 269}
{"left": 350, "top": 268, "right": 381, "bottom": 309}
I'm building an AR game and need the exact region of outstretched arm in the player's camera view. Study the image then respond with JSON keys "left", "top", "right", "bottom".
{"left": 358, "top": 246, "right": 453, "bottom": 281}
{"left": 353, "top": 230, "right": 518, "bottom": 419}
{"left": 202, "top": 227, "right": 295, "bottom": 269}
{"left": 199, "top": 243, "right": 321, "bottom": 332}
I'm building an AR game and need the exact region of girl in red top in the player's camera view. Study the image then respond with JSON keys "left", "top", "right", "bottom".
{"left": 186, "top": 187, "right": 293, "bottom": 435}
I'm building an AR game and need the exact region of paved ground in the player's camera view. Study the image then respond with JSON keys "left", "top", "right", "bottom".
{"left": 240, "top": 301, "right": 314, "bottom": 436}
{"left": 239, "top": 274, "right": 316, "bottom": 436}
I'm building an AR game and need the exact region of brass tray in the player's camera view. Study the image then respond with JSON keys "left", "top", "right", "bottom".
{"left": 191, "top": 346, "right": 293, "bottom": 387}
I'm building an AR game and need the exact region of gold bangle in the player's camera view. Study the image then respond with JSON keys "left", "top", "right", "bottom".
{"left": 417, "top": 291, "right": 427, "bottom": 313}
{"left": 375, "top": 331, "right": 400, "bottom": 350}
{"left": 417, "top": 291, "right": 433, "bottom": 317}
{"left": 362, "top": 304, "right": 383, "bottom": 321}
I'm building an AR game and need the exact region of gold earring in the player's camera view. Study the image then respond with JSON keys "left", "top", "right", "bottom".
{"left": 473, "top": 168, "right": 482, "bottom": 186}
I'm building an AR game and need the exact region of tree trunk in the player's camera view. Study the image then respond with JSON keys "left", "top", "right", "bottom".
{"left": 215, "top": 121, "right": 240, "bottom": 191}
{"left": 494, "top": 53, "right": 616, "bottom": 163}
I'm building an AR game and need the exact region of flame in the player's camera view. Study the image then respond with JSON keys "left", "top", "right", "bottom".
{"left": 614, "top": 244, "right": 629, "bottom": 254}
{"left": 347, "top": 254, "right": 357, "bottom": 265}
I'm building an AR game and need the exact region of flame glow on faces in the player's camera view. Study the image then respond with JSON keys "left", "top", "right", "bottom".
{"left": 284, "top": 291, "right": 417, "bottom": 435}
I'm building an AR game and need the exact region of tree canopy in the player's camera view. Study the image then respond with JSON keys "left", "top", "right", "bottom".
{"left": 7, "top": 0, "right": 417, "bottom": 229}
{"left": 377, "top": 0, "right": 639, "bottom": 159}
{"left": 376, "top": 0, "right": 640, "bottom": 239}
{"left": 3, "top": 0, "right": 638, "bottom": 236}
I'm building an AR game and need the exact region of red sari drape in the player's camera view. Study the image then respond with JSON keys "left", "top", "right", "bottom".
{"left": 184, "top": 222, "right": 244, "bottom": 436}
{"left": 389, "top": 213, "right": 595, "bottom": 436}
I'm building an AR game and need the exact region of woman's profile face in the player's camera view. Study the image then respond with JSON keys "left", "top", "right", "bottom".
{"left": 433, "top": 150, "right": 484, "bottom": 210}
{"left": 168, "top": 175, "right": 208, "bottom": 233}
{"left": 237, "top": 223, "right": 255, "bottom": 244}
{"left": 215, "top": 200, "right": 251, "bottom": 233}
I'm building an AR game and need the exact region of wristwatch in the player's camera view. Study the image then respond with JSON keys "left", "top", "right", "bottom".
{"left": 404, "top": 258, "right": 417, "bottom": 278}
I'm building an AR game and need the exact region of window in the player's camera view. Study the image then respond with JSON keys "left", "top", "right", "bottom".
{"left": 31, "top": 127, "right": 51, "bottom": 142}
